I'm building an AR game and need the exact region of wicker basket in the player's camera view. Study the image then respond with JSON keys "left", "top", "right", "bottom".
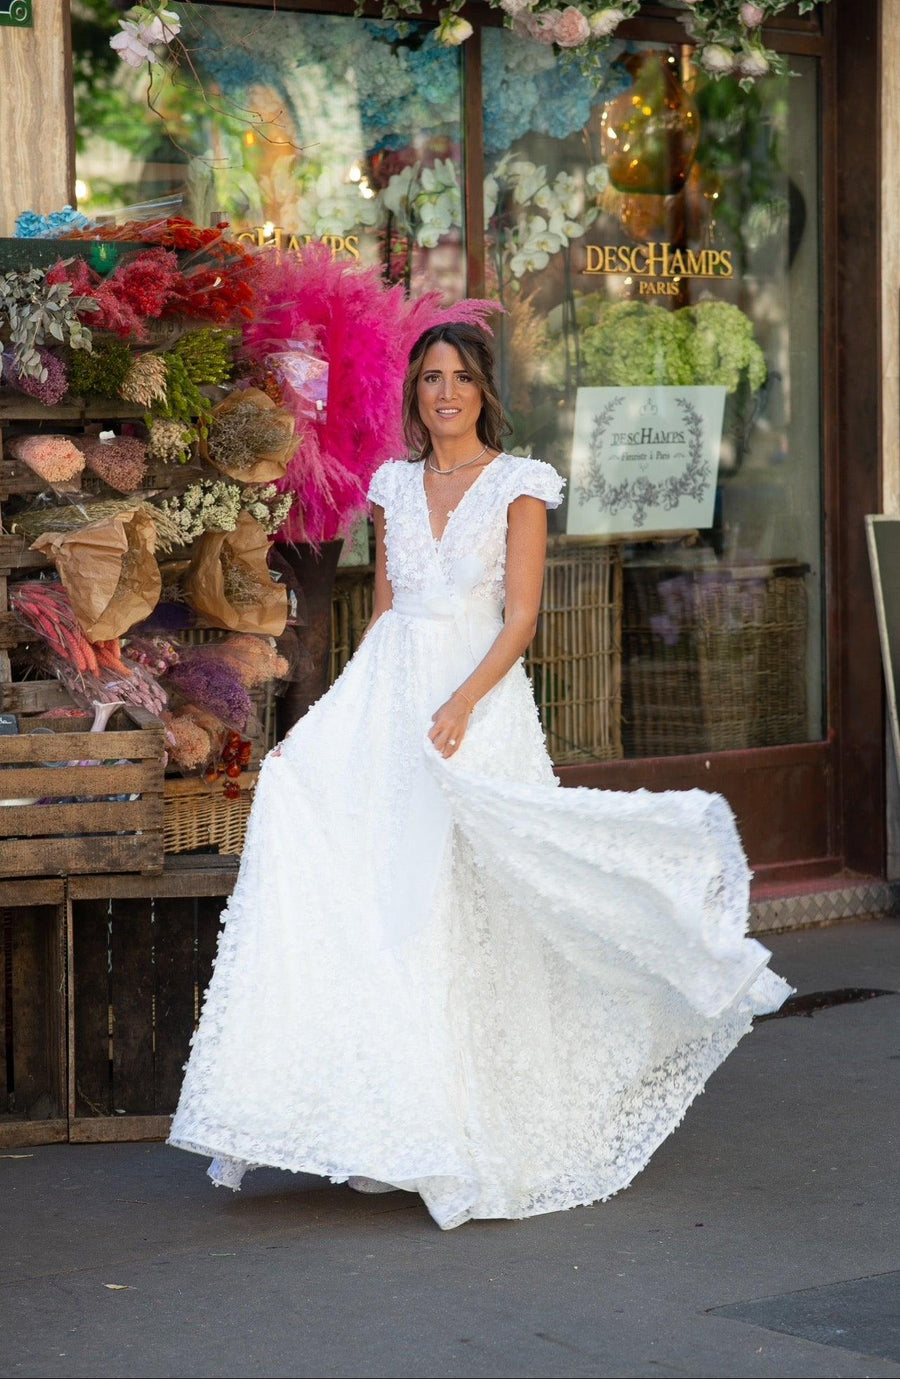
{"left": 163, "top": 774, "right": 256, "bottom": 856}
{"left": 622, "top": 558, "right": 809, "bottom": 757}
{"left": 330, "top": 541, "right": 623, "bottom": 766}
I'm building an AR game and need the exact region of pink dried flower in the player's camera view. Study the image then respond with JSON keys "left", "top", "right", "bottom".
{"left": 552, "top": 6, "right": 591, "bottom": 46}
{"left": 2, "top": 348, "right": 69, "bottom": 405}
{"left": 162, "top": 710, "right": 212, "bottom": 770}
{"left": 7, "top": 434, "right": 85, "bottom": 484}
{"left": 206, "top": 634, "right": 289, "bottom": 687}
{"left": 74, "top": 434, "right": 148, "bottom": 493}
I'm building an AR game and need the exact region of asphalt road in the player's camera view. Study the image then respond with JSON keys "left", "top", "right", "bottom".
{"left": 1, "top": 919, "right": 898, "bottom": 1379}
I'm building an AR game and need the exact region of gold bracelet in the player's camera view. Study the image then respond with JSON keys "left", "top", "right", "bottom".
{"left": 454, "top": 689, "right": 476, "bottom": 712}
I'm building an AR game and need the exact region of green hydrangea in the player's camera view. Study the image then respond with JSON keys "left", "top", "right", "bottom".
{"left": 580, "top": 299, "right": 766, "bottom": 394}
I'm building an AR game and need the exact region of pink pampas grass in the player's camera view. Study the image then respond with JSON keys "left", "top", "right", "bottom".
{"left": 242, "top": 244, "right": 498, "bottom": 549}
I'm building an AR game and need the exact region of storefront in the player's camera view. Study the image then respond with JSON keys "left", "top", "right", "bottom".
{"left": 0, "top": 0, "right": 888, "bottom": 894}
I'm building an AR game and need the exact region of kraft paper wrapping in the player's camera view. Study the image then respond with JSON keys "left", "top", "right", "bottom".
{"left": 31, "top": 508, "right": 162, "bottom": 642}
{"left": 201, "top": 387, "right": 296, "bottom": 483}
{"left": 182, "top": 510, "right": 287, "bottom": 635}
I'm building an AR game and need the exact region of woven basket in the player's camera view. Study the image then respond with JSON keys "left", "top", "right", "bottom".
{"left": 330, "top": 541, "right": 623, "bottom": 766}
{"left": 622, "top": 559, "right": 809, "bottom": 757}
{"left": 163, "top": 774, "right": 256, "bottom": 856}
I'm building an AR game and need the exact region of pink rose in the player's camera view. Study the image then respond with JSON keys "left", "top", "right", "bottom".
{"left": 740, "top": 3, "right": 766, "bottom": 24}
{"left": 552, "top": 6, "right": 591, "bottom": 46}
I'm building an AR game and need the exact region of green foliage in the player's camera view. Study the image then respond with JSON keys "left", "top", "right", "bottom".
{"left": 0, "top": 267, "right": 96, "bottom": 381}
{"left": 67, "top": 338, "right": 133, "bottom": 397}
{"left": 172, "top": 328, "right": 235, "bottom": 387}
{"left": 580, "top": 300, "right": 767, "bottom": 394}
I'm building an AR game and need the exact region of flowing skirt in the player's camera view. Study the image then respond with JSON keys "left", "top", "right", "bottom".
{"left": 167, "top": 606, "right": 790, "bottom": 1230}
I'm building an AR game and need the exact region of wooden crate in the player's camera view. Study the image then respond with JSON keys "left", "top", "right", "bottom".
{"left": 0, "top": 702, "right": 165, "bottom": 879}
{"left": 0, "top": 878, "right": 68, "bottom": 1148}
{"left": 67, "top": 862, "right": 236, "bottom": 1142}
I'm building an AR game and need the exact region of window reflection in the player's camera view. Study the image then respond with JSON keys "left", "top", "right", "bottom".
{"left": 484, "top": 35, "right": 823, "bottom": 759}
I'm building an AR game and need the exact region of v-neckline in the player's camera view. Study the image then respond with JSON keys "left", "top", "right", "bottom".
{"left": 420, "top": 453, "right": 505, "bottom": 550}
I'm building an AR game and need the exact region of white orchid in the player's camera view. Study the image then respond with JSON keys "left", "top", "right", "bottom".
{"left": 509, "top": 243, "right": 550, "bottom": 276}
{"left": 508, "top": 160, "right": 549, "bottom": 206}
{"left": 585, "top": 164, "right": 610, "bottom": 196}
{"left": 535, "top": 171, "right": 580, "bottom": 219}
{"left": 381, "top": 165, "right": 419, "bottom": 220}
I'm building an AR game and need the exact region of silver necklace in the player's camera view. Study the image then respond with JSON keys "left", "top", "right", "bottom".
{"left": 425, "top": 444, "right": 489, "bottom": 475}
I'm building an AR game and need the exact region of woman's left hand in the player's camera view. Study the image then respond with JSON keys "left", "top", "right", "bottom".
{"left": 428, "top": 692, "right": 472, "bottom": 758}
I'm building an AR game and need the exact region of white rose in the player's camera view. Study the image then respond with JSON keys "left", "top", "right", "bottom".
{"left": 437, "top": 14, "right": 474, "bottom": 46}
{"left": 500, "top": 0, "right": 537, "bottom": 14}
{"left": 588, "top": 7, "right": 626, "bottom": 40}
{"left": 738, "top": 46, "right": 771, "bottom": 77}
{"left": 700, "top": 44, "right": 737, "bottom": 75}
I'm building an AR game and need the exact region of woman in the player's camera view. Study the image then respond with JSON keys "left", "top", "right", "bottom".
{"left": 168, "top": 323, "right": 790, "bottom": 1231}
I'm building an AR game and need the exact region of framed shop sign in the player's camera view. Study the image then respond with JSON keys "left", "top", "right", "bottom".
{"left": 0, "top": 0, "right": 32, "bottom": 25}
{"left": 866, "top": 515, "right": 900, "bottom": 777}
{"left": 567, "top": 386, "right": 726, "bottom": 537}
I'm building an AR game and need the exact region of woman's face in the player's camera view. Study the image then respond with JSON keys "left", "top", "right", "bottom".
{"left": 416, "top": 342, "right": 483, "bottom": 446}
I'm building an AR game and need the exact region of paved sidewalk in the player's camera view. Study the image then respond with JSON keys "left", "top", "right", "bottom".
{"left": 1, "top": 919, "right": 898, "bottom": 1379}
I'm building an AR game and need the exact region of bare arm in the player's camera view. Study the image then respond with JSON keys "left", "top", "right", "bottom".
{"left": 428, "top": 493, "right": 548, "bottom": 758}
{"left": 359, "top": 503, "right": 393, "bottom": 644}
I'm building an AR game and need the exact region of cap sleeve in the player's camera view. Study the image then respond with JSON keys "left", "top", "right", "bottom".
{"left": 366, "top": 460, "right": 397, "bottom": 510}
{"left": 508, "top": 458, "right": 567, "bottom": 510}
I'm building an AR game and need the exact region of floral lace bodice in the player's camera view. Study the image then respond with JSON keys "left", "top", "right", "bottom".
{"left": 366, "top": 453, "right": 566, "bottom": 606}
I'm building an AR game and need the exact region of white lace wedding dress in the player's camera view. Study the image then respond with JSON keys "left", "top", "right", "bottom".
{"left": 167, "top": 451, "right": 791, "bottom": 1230}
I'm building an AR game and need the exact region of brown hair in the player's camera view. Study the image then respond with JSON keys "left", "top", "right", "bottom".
{"left": 401, "top": 323, "right": 510, "bottom": 462}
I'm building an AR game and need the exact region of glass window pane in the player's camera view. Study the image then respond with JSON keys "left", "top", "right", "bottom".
{"left": 74, "top": 7, "right": 465, "bottom": 300}
{"left": 484, "top": 32, "right": 823, "bottom": 762}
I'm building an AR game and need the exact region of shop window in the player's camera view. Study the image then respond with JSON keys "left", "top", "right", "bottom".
{"left": 74, "top": 8, "right": 824, "bottom": 766}
{"left": 72, "top": 5, "right": 465, "bottom": 300}
{"left": 485, "top": 33, "right": 824, "bottom": 761}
